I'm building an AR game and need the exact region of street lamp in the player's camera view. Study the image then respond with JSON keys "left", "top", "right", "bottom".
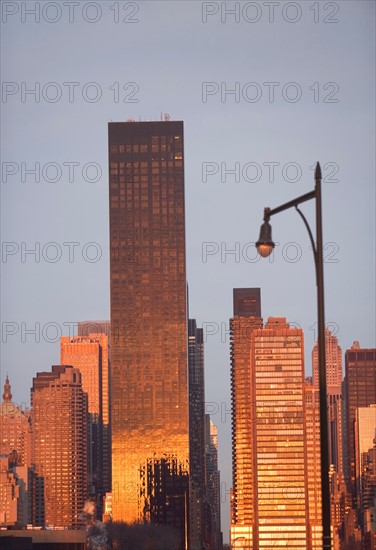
{"left": 255, "top": 162, "right": 331, "bottom": 550}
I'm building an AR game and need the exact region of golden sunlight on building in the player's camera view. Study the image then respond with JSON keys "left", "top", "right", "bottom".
{"left": 231, "top": 309, "right": 322, "bottom": 549}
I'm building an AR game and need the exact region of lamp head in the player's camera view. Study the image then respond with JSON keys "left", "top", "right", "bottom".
{"left": 256, "top": 220, "right": 275, "bottom": 257}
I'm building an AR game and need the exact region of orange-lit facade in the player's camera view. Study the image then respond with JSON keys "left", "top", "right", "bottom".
{"left": 109, "top": 121, "right": 189, "bottom": 526}
{"left": 31, "top": 366, "right": 88, "bottom": 528}
{"left": 60, "top": 334, "right": 109, "bottom": 419}
{"left": 60, "top": 333, "right": 110, "bottom": 503}
{"left": 313, "top": 329, "right": 342, "bottom": 386}
{"left": 312, "top": 330, "right": 345, "bottom": 549}
{"left": 230, "top": 288, "right": 262, "bottom": 545}
{"left": 354, "top": 404, "right": 376, "bottom": 508}
{"left": 0, "top": 376, "right": 32, "bottom": 468}
{"left": 78, "top": 320, "right": 110, "bottom": 339}
{"left": 354, "top": 405, "right": 376, "bottom": 545}
{"left": 304, "top": 384, "right": 323, "bottom": 548}
{"left": 0, "top": 377, "right": 34, "bottom": 527}
{"left": 231, "top": 316, "right": 322, "bottom": 549}
{"left": 313, "top": 329, "right": 343, "bottom": 474}
{"left": 0, "top": 457, "right": 20, "bottom": 526}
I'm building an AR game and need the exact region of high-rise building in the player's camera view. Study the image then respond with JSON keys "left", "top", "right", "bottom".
{"left": 304, "top": 384, "right": 323, "bottom": 549}
{"left": 313, "top": 329, "right": 343, "bottom": 387}
{"left": 351, "top": 405, "right": 376, "bottom": 548}
{"left": 31, "top": 365, "right": 88, "bottom": 528}
{"left": 231, "top": 316, "right": 322, "bottom": 549}
{"left": 0, "top": 456, "right": 22, "bottom": 526}
{"left": 312, "top": 330, "right": 345, "bottom": 548}
{"left": 78, "top": 320, "right": 110, "bottom": 339}
{"left": 230, "top": 288, "right": 262, "bottom": 544}
{"left": 108, "top": 121, "right": 189, "bottom": 532}
{"left": 0, "top": 377, "right": 40, "bottom": 527}
{"left": 312, "top": 329, "right": 344, "bottom": 475}
{"left": 188, "top": 319, "right": 206, "bottom": 549}
{"left": 354, "top": 405, "right": 376, "bottom": 509}
{"left": 60, "top": 333, "right": 111, "bottom": 513}
{"left": 0, "top": 376, "right": 32, "bottom": 468}
{"left": 205, "top": 414, "right": 223, "bottom": 550}
{"left": 344, "top": 342, "right": 376, "bottom": 502}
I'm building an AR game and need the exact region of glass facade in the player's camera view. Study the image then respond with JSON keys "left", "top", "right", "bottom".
{"left": 231, "top": 314, "right": 322, "bottom": 549}
{"left": 108, "top": 121, "right": 189, "bottom": 525}
{"left": 188, "top": 319, "right": 205, "bottom": 549}
{"left": 230, "top": 288, "right": 263, "bottom": 546}
{"left": 253, "top": 318, "right": 308, "bottom": 549}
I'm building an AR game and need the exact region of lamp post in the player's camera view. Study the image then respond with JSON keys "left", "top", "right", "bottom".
{"left": 255, "top": 162, "right": 331, "bottom": 550}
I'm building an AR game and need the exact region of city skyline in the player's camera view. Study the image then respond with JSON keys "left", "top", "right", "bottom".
{"left": 1, "top": 318, "right": 374, "bottom": 542}
{"left": 2, "top": 1, "right": 375, "bottom": 542}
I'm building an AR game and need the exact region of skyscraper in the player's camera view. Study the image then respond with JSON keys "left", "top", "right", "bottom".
{"left": 344, "top": 342, "right": 376, "bottom": 502}
{"left": 312, "top": 330, "right": 345, "bottom": 548}
{"left": 31, "top": 365, "right": 88, "bottom": 528}
{"left": 78, "top": 320, "right": 110, "bottom": 339}
{"left": 205, "top": 414, "right": 223, "bottom": 550}
{"left": 354, "top": 413, "right": 376, "bottom": 547}
{"left": 230, "top": 288, "right": 262, "bottom": 545}
{"left": 231, "top": 316, "right": 322, "bottom": 549}
{"left": 313, "top": 329, "right": 342, "bottom": 387}
{"left": 253, "top": 317, "right": 308, "bottom": 549}
{"left": 188, "top": 319, "right": 206, "bottom": 549}
{"left": 354, "top": 404, "right": 376, "bottom": 509}
{"left": 108, "top": 121, "right": 189, "bottom": 530}
{"left": 60, "top": 333, "right": 111, "bottom": 512}
{"left": 312, "top": 329, "right": 344, "bottom": 475}
{"left": 304, "top": 384, "right": 323, "bottom": 549}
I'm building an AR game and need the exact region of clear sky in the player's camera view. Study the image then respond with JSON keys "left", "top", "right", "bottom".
{"left": 1, "top": 0, "right": 375, "bottom": 542}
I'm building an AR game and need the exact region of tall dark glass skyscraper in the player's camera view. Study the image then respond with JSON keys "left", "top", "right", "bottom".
{"left": 188, "top": 319, "right": 205, "bottom": 549}
{"left": 108, "top": 121, "right": 189, "bottom": 530}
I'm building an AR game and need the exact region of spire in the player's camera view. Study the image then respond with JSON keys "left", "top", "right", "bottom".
{"left": 3, "top": 375, "right": 12, "bottom": 403}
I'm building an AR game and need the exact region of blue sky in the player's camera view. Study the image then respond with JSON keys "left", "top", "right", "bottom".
{"left": 1, "top": 1, "right": 375, "bottom": 541}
